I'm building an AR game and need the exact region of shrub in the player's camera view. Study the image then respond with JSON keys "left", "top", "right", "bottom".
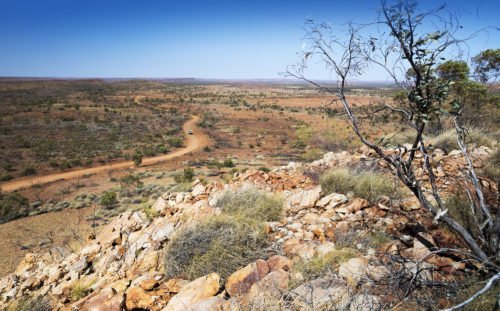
{"left": 164, "top": 188, "right": 283, "bottom": 280}
{"left": 290, "top": 248, "right": 357, "bottom": 288}
{"left": 222, "top": 158, "right": 235, "bottom": 168}
{"left": 429, "top": 128, "right": 493, "bottom": 153}
{"left": 302, "top": 148, "right": 323, "bottom": 162}
{"left": 167, "top": 137, "right": 183, "bottom": 148}
{"left": 7, "top": 295, "right": 52, "bottom": 311}
{"left": 320, "top": 168, "right": 353, "bottom": 196}
{"left": 174, "top": 168, "right": 195, "bottom": 183}
{"left": 0, "top": 174, "right": 13, "bottom": 181}
{"left": 0, "top": 191, "right": 31, "bottom": 224}
{"left": 481, "top": 148, "right": 500, "bottom": 182}
{"left": 132, "top": 150, "right": 143, "bottom": 166}
{"left": 20, "top": 165, "right": 36, "bottom": 176}
{"left": 164, "top": 215, "right": 268, "bottom": 280}
{"left": 320, "top": 168, "right": 396, "bottom": 203}
{"left": 216, "top": 188, "right": 283, "bottom": 222}
{"left": 100, "top": 191, "right": 117, "bottom": 208}
{"left": 70, "top": 280, "right": 93, "bottom": 302}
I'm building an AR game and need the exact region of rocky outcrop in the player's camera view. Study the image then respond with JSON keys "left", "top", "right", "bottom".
{"left": 0, "top": 146, "right": 493, "bottom": 310}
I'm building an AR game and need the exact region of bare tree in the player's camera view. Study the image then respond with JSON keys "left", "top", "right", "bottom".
{"left": 286, "top": 0, "right": 499, "bottom": 307}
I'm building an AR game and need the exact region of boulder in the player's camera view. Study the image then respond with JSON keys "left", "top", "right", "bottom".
{"left": 188, "top": 296, "right": 230, "bottom": 311}
{"left": 339, "top": 258, "right": 368, "bottom": 286}
{"left": 225, "top": 260, "right": 269, "bottom": 297}
{"left": 266, "top": 255, "right": 292, "bottom": 272}
{"left": 290, "top": 277, "right": 350, "bottom": 310}
{"left": 163, "top": 273, "right": 220, "bottom": 311}
{"left": 77, "top": 287, "right": 122, "bottom": 311}
{"left": 349, "top": 294, "right": 381, "bottom": 311}
{"left": 285, "top": 187, "right": 321, "bottom": 213}
{"left": 245, "top": 269, "right": 289, "bottom": 308}
{"left": 125, "top": 286, "right": 154, "bottom": 310}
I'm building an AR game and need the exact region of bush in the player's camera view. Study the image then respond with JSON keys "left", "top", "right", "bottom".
{"left": 20, "top": 165, "right": 36, "bottom": 176}
{"left": 0, "top": 191, "right": 31, "bottom": 224}
{"left": 100, "top": 191, "right": 117, "bottom": 208}
{"left": 0, "top": 174, "right": 13, "bottom": 181}
{"left": 216, "top": 188, "right": 283, "bottom": 222}
{"left": 164, "top": 188, "right": 283, "bottom": 280}
{"left": 321, "top": 168, "right": 396, "bottom": 203}
{"left": 174, "top": 168, "right": 195, "bottom": 183}
{"left": 7, "top": 295, "right": 52, "bottom": 311}
{"left": 222, "top": 158, "right": 235, "bottom": 168}
{"left": 302, "top": 148, "right": 323, "bottom": 162}
{"left": 70, "top": 280, "right": 93, "bottom": 302}
{"left": 481, "top": 148, "right": 500, "bottom": 182}
{"left": 429, "top": 128, "right": 493, "bottom": 153}
{"left": 167, "top": 137, "right": 183, "bottom": 148}
{"left": 320, "top": 168, "right": 353, "bottom": 196}
{"left": 164, "top": 215, "right": 268, "bottom": 280}
{"left": 132, "top": 150, "right": 143, "bottom": 166}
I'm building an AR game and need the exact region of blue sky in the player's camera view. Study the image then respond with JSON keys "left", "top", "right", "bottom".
{"left": 0, "top": 0, "right": 498, "bottom": 80}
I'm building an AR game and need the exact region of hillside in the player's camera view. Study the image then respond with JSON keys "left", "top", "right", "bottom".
{"left": 1, "top": 144, "right": 497, "bottom": 310}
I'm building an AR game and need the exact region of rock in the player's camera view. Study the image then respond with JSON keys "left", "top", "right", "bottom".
{"left": 77, "top": 287, "right": 122, "bottom": 311}
{"left": 163, "top": 273, "right": 220, "bottom": 311}
{"left": 282, "top": 239, "right": 315, "bottom": 260}
{"left": 303, "top": 212, "right": 319, "bottom": 224}
{"left": 349, "top": 294, "right": 381, "bottom": 311}
{"left": 290, "top": 277, "right": 350, "bottom": 310}
{"left": 317, "top": 193, "right": 347, "bottom": 208}
{"left": 245, "top": 269, "right": 289, "bottom": 307}
{"left": 345, "top": 198, "right": 370, "bottom": 213}
{"left": 125, "top": 286, "right": 154, "bottom": 310}
{"left": 366, "top": 265, "right": 390, "bottom": 282}
{"left": 159, "top": 278, "right": 189, "bottom": 295}
{"left": 188, "top": 296, "right": 230, "bottom": 311}
{"left": 266, "top": 255, "right": 292, "bottom": 272}
{"left": 152, "top": 196, "right": 168, "bottom": 213}
{"left": 138, "top": 277, "right": 159, "bottom": 291}
{"left": 151, "top": 218, "right": 175, "bottom": 243}
{"left": 225, "top": 260, "right": 269, "bottom": 297}
{"left": 191, "top": 183, "right": 206, "bottom": 197}
{"left": 286, "top": 187, "right": 321, "bottom": 213}
{"left": 339, "top": 258, "right": 368, "bottom": 286}
{"left": 315, "top": 242, "right": 336, "bottom": 258}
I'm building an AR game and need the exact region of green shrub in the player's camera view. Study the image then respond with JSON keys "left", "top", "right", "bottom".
{"left": 70, "top": 280, "right": 93, "bottom": 302}
{"left": 164, "top": 188, "right": 283, "bottom": 280}
{"left": 302, "top": 148, "right": 323, "bottom": 162}
{"left": 0, "top": 174, "right": 13, "bottom": 181}
{"left": 174, "top": 168, "right": 195, "bottom": 183}
{"left": 320, "top": 168, "right": 395, "bottom": 203}
{"left": 132, "top": 150, "right": 143, "bottom": 166}
{"left": 0, "top": 191, "right": 31, "bottom": 224}
{"left": 20, "top": 165, "right": 36, "bottom": 176}
{"left": 259, "top": 167, "right": 271, "bottom": 173}
{"left": 222, "top": 158, "right": 235, "bottom": 168}
{"left": 320, "top": 168, "right": 353, "bottom": 196}
{"left": 100, "top": 191, "right": 117, "bottom": 208}
{"left": 167, "top": 137, "right": 183, "bottom": 148}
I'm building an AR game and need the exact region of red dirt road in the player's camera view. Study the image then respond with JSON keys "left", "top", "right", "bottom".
{"left": 1, "top": 115, "right": 209, "bottom": 192}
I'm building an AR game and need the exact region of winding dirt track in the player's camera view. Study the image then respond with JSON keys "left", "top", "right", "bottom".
{"left": 0, "top": 115, "right": 209, "bottom": 192}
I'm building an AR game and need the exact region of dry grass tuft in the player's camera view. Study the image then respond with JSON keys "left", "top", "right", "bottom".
{"left": 320, "top": 168, "right": 396, "bottom": 203}
{"left": 164, "top": 188, "right": 283, "bottom": 280}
